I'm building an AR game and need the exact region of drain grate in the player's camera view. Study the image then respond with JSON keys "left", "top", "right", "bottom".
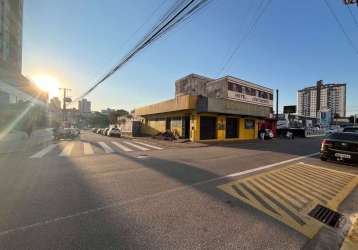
{"left": 308, "top": 205, "right": 344, "bottom": 228}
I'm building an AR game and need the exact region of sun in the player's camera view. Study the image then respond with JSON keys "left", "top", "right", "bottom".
{"left": 32, "top": 75, "right": 60, "bottom": 98}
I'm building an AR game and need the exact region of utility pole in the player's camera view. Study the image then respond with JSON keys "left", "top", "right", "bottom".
{"left": 276, "top": 89, "right": 279, "bottom": 119}
{"left": 59, "top": 88, "right": 72, "bottom": 124}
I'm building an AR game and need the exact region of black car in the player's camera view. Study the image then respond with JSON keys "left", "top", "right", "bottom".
{"left": 343, "top": 126, "right": 358, "bottom": 133}
{"left": 320, "top": 132, "right": 358, "bottom": 163}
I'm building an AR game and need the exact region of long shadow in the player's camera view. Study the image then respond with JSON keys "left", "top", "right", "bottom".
{"left": 0, "top": 136, "right": 321, "bottom": 249}
{"left": 201, "top": 137, "right": 323, "bottom": 156}
{"left": 0, "top": 154, "right": 159, "bottom": 249}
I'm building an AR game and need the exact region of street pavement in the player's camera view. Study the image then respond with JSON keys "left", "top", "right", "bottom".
{"left": 0, "top": 132, "right": 357, "bottom": 250}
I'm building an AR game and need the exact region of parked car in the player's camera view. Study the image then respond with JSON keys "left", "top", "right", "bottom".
{"left": 54, "top": 127, "right": 79, "bottom": 140}
{"left": 92, "top": 127, "right": 97, "bottom": 133}
{"left": 107, "top": 127, "right": 121, "bottom": 137}
{"left": 320, "top": 132, "right": 358, "bottom": 163}
{"left": 343, "top": 126, "right": 358, "bottom": 133}
{"left": 103, "top": 128, "right": 110, "bottom": 135}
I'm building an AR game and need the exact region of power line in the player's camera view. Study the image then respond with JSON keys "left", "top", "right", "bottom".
{"left": 89, "top": 0, "right": 170, "bottom": 85}
{"left": 72, "top": 0, "right": 210, "bottom": 102}
{"left": 347, "top": 4, "right": 358, "bottom": 27}
{"left": 323, "top": 0, "right": 358, "bottom": 55}
{"left": 218, "top": 0, "right": 272, "bottom": 75}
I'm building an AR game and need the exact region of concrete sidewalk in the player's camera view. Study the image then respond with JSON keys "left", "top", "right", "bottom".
{"left": 0, "top": 128, "right": 53, "bottom": 155}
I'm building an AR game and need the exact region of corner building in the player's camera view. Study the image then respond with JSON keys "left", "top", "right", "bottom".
{"left": 135, "top": 74, "right": 274, "bottom": 142}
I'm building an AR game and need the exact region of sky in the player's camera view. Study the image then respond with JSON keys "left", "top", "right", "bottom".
{"left": 22, "top": 0, "right": 358, "bottom": 114}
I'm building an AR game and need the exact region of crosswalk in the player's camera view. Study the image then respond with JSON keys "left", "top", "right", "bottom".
{"left": 30, "top": 140, "right": 164, "bottom": 159}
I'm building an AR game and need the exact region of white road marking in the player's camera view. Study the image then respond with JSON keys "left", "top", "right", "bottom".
{"left": 83, "top": 143, "right": 94, "bottom": 155}
{"left": 59, "top": 143, "right": 74, "bottom": 157}
{"left": 123, "top": 141, "right": 149, "bottom": 151}
{"left": 133, "top": 140, "right": 163, "bottom": 150}
{"left": 298, "top": 162, "right": 358, "bottom": 177}
{"left": 98, "top": 142, "right": 114, "bottom": 153}
{"left": 223, "top": 152, "right": 320, "bottom": 178}
{"left": 111, "top": 141, "right": 133, "bottom": 152}
{"left": 0, "top": 152, "right": 319, "bottom": 237}
{"left": 30, "top": 144, "right": 57, "bottom": 158}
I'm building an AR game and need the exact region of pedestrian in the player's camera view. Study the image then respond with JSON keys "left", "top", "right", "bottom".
{"left": 259, "top": 127, "right": 266, "bottom": 140}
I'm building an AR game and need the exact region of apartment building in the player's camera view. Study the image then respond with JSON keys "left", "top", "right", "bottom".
{"left": 297, "top": 81, "right": 346, "bottom": 118}
{"left": 0, "top": 0, "right": 23, "bottom": 72}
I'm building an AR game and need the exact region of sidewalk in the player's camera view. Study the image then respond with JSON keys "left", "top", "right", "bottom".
{"left": 0, "top": 128, "right": 53, "bottom": 155}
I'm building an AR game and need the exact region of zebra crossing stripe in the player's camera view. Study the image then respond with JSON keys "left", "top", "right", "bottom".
{"left": 123, "top": 141, "right": 149, "bottom": 151}
{"left": 111, "top": 141, "right": 133, "bottom": 152}
{"left": 30, "top": 144, "right": 57, "bottom": 158}
{"left": 59, "top": 143, "right": 74, "bottom": 157}
{"left": 133, "top": 141, "right": 163, "bottom": 150}
{"left": 98, "top": 142, "right": 114, "bottom": 153}
{"left": 83, "top": 143, "right": 94, "bottom": 155}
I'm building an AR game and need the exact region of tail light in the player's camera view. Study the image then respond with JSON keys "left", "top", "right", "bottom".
{"left": 321, "top": 139, "right": 333, "bottom": 149}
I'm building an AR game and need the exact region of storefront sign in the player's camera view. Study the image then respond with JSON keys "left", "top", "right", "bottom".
{"left": 227, "top": 91, "right": 273, "bottom": 107}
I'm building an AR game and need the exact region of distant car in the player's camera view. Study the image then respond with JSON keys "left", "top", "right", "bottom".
{"left": 107, "top": 127, "right": 121, "bottom": 137}
{"left": 320, "top": 132, "right": 358, "bottom": 163}
{"left": 54, "top": 127, "right": 79, "bottom": 140}
{"left": 343, "top": 126, "right": 358, "bottom": 133}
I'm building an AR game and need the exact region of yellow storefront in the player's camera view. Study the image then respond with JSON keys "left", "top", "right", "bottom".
{"left": 135, "top": 96, "right": 267, "bottom": 142}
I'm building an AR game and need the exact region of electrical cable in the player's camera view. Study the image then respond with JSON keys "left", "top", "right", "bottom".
{"left": 347, "top": 4, "right": 358, "bottom": 27}
{"left": 323, "top": 0, "right": 358, "bottom": 56}
{"left": 218, "top": 0, "right": 272, "bottom": 75}
{"left": 72, "top": 0, "right": 209, "bottom": 102}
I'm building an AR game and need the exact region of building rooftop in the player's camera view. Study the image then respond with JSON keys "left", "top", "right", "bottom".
{"left": 298, "top": 83, "right": 346, "bottom": 92}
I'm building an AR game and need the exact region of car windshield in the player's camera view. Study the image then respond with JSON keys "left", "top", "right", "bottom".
{"left": 1, "top": 1, "right": 358, "bottom": 249}
{"left": 328, "top": 133, "right": 358, "bottom": 142}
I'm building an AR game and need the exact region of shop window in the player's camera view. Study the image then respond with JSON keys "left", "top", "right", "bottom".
{"left": 245, "top": 119, "right": 255, "bottom": 129}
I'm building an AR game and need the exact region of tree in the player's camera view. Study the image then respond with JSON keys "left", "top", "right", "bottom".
{"left": 108, "top": 109, "right": 129, "bottom": 124}
{"left": 88, "top": 112, "right": 109, "bottom": 127}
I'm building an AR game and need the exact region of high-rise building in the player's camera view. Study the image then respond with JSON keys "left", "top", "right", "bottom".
{"left": 0, "top": 0, "right": 47, "bottom": 105}
{"left": 78, "top": 98, "right": 91, "bottom": 114}
{"left": 297, "top": 81, "right": 346, "bottom": 118}
{"left": 0, "top": 0, "right": 23, "bottom": 72}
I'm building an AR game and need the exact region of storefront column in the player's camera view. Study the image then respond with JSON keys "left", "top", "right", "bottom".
{"left": 217, "top": 115, "right": 226, "bottom": 140}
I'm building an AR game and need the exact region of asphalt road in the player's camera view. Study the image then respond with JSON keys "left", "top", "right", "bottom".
{"left": 0, "top": 132, "right": 357, "bottom": 250}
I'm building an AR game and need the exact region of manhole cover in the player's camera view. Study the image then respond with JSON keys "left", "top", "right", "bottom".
{"left": 308, "top": 204, "right": 345, "bottom": 228}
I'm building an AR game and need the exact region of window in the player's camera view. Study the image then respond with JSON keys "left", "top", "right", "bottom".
{"left": 245, "top": 119, "right": 255, "bottom": 129}
{"left": 237, "top": 84, "right": 242, "bottom": 93}
{"left": 228, "top": 82, "right": 234, "bottom": 91}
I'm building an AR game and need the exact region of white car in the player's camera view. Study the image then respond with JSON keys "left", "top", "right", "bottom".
{"left": 107, "top": 127, "right": 121, "bottom": 137}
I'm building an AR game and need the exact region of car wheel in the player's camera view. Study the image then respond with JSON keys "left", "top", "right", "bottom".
{"left": 320, "top": 156, "right": 328, "bottom": 161}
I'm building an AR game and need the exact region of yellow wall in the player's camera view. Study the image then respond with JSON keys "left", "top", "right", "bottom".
{"left": 143, "top": 112, "right": 259, "bottom": 141}
{"left": 148, "top": 120, "right": 166, "bottom": 133}
{"left": 191, "top": 113, "right": 200, "bottom": 142}
{"left": 217, "top": 115, "right": 226, "bottom": 140}
{"left": 239, "top": 118, "right": 258, "bottom": 140}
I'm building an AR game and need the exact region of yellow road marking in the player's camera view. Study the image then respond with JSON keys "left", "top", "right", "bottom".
{"left": 218, "top": 163, "right": 358, "bottom": 238}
